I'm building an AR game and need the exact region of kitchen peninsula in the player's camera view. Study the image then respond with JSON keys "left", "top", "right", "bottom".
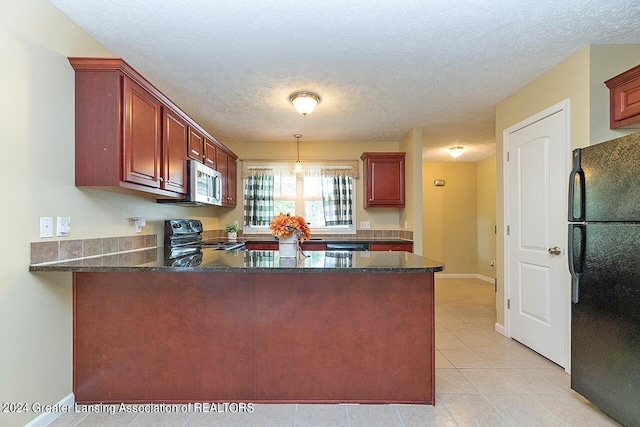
{"left": 30, "top": 249, "right": 443, "bottom": 405}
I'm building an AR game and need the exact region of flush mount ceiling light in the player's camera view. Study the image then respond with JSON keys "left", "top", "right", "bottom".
{"left": 289, "top": 91, "right": 320, "bottom": 116}
{"left": 294, "top": 133, "right": 303, "bottom": 172}
{"left": 449, "top": 146, "right": 464, "bottom": 158}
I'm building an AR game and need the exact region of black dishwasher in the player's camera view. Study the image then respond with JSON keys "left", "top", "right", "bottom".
{"left": 326, "top": 243, "right": 369, "bottom": 251}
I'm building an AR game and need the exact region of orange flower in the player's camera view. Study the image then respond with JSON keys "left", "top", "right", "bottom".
{"left": 269, "top": 212, "right": 311, "bottom": 242}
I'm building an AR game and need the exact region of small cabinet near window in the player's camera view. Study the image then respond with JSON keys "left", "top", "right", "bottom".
{"left": 361, "top": 152, "right": 405, "bottom": 208}
{"left": 605, "top": 63, "right": 640, "bottom": 129}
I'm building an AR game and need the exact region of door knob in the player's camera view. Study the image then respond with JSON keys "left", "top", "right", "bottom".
{"left": 548, "top": 246, "right": 562, "bottom": 255}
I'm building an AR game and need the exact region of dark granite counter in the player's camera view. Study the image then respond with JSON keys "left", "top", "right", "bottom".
{"left": 242, "top": 236, "right": 413, "bottom": 244}
{"left": 29, "top": 248, "right": 444, "bottom": 273}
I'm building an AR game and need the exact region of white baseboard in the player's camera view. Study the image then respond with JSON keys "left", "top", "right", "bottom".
{"left": 436, "top": 273, "right": 495, "bottom": 283}
{"left": 24, "top": 393, "right": 74, "bottom": 427}
{"left": 495, "top": 323, "right": 506, "bottom": 336}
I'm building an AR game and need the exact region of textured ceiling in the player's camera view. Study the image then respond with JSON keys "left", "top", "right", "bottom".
{"left": 51, "top": 0, "right": 640, "bottom": 161}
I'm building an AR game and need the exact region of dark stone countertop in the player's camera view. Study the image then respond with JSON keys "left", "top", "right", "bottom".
{"left": 241, "top": 237, "right": 413, "bottom": 244}
{"left": 29, "top": 248, "right": 444, "bottom": 273}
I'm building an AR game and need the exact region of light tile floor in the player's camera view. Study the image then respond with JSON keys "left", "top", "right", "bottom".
{"left": 50, "top": 278, "right": 620, "bottom": 427}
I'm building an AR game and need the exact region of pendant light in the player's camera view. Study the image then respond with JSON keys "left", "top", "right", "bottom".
{"left": 289, "top": 92, "right": 320, "bottom": 116}
{"left": 294, "top": 134, "right": 303, "bottom": 172}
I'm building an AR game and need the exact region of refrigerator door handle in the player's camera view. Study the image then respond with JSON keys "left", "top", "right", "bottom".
{"left": 568, "top": 149, "right": 585, "bottom": 222}
{"left": 568, "top": 224, "right": 586, "bottom": 304}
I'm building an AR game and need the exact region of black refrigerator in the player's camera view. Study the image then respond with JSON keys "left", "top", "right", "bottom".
{"left": 568, "top": 132, "right": 640, "bottom": 426}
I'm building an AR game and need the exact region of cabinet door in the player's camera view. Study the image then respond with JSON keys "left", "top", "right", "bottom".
{"left": 162, "top": 109, "right": 188, "bottom": 194}
{"left": 362, "top": 153, "right": 405, "bottom": 207}
{"left": 216, "top": 147, "right": 237, "bottom": 207}
{"left": 610, "top": 78, "right": 640, "bottom": 128}
{"left": 369, "top": 243, "right": 413, "bottom": 252}
{"left": 216, "top": 147, "right": 229, "bottom": 200}
{"left": 188, "top": 126, "right": 204, "bottom": 161}
{"left": 246, "top": 243, "right": 278, "bottom": 250}
{"left": 605, "top": 64, "right": 640, "bottom": 129}
{"left": 203, "top": 137, "right": 217, "bottom": 170}
{"left": 123, "top": 77, "right": 162, "bottom": 188}
{"left": 226, "top": 157, "right": 237, "bottom": 206}
{"left": 300, "top": 242, "right": 326, "bottom": 251}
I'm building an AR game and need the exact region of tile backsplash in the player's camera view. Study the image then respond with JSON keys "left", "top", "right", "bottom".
{"left": 31, "top": 229, "right": 413, "bottom": 265}
{"left": 30, "top": 234, "right": 157, "bottom": 265}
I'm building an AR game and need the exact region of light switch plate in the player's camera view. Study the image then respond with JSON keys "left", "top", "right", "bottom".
{"left": 360, "top": 221, "right": 371, "bottom": 229}
{"left": 56, "top": 216, "right": 70, "bottom": 237}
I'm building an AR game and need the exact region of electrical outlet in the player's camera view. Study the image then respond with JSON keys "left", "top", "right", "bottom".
{"left": 40, "top": 217, "right": 53, "bottom": 238}
{"left": 491, "top": 260, "right": 496, "bottom": 267}
{"left": 360, "top": 221, "right": 371, "bottom": 229}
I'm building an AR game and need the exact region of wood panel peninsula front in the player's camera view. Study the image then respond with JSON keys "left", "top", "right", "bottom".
{"left": 31, "top": 250, "right": 443, "bottom": 405}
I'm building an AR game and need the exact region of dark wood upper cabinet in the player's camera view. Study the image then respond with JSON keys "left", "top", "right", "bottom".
{"left": 162, "top": 108, "right": 188, "bottom": 194}
{"left": 122, "top": 77, "right": 162, "bottom": 189}
{"left": 360, "top": 152, "right": 405, "bottom": 208}
{"left": 203, "top": 137, "right": 217, "bottom": 170}
{"left": 69, "top": 57, "right": 237, "bottom": 201}
{"left": 605, "top": 63, "right": 640, "bottom": 129}
{"left": 216, "top": 147, "right": 238, "bottom": 207}
{"left": 187, "top": 126, "right": 204, "bottom": 162}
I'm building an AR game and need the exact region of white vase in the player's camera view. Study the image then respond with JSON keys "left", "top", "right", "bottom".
{"left": 278, "top": 233, "right": 298, "bottom": 258}
{"left": 227, "top": 231, "right": 237, "bottom": 242}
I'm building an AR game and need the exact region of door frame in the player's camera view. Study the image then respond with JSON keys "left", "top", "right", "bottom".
{"left": 502, "top": 98, "right": 572, "bottom": 372}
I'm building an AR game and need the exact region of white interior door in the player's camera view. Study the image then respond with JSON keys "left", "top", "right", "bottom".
{"left": 505, "top": 101, "right": 569, "bottom": 368}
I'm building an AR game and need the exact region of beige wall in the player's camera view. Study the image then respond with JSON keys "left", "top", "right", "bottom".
{"left": 422, "top": 162, "right": 478, "bottom": 274}
{"left": 0, "top": 1, "right": 222, "bottom": 424}
{"left": 494, "top": 44, "right": 640, "bottom": 327}
{"left": 589, "top": 44, "right": 640, "bottom": 144}
{"left": 477, "top": 156, "right": 497, "bottom": 279}
{"left": 399, "top": 128, "right": 424, "bottom": 254}
{"left": 218, "top": 140, "right": 403, "bottom": 231}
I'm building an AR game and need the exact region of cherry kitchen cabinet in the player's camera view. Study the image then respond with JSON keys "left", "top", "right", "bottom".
{"left": 245, "top": 242, "right": 278, "bottom": 250}
{"left": 71, "top": 58, "right": 184, "bottom": 198}
{"left": 70, "top": 57, "right": 237, "bottom": 200}
{"left": 216, "top": 147, "right": 238, "bottom": 207}
{"left": 300, "top": 242, "right": 327, "bottom": 251}
{"left": 203, "top": 137, "right": 217, "bottom": 170}
{"left": 188, "top": 127, "right": 217, "bottom": 170}
{"left": 605, "top": 63, "right": 640, "bottom": 129}
{"left": 162, "top": 108, "right": 188, "bottom": 194}
{"left": 360, "top": 152, "right": 405, "bottom": 208}
{"left": 187, "top": 126, "right": 204, "bottom": 162}
{"left": 122, "top": 77, "right": 163, "bottom": 190}
{"left": 369, "top": 242, "right": 413, "bottom": 253}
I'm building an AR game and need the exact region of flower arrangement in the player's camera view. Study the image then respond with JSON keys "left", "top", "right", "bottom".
{"left": 269, "top": 213, "right": 311, "bottom": 242}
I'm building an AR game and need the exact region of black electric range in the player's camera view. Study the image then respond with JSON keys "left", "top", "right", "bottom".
{"left": 164, "top": 219, "right": 246, "bottom": 266}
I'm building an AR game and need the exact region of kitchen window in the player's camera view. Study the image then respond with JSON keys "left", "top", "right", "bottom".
{"left": 243, "top": 160, "right": 358, "bottom": 234}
